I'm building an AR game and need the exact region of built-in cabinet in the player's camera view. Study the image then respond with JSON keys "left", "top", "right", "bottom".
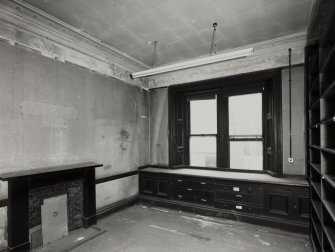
{"left": 139, "top": 171, "right": 309, "bottom": 233}
{"left": 306, "top": 0, "right": 335, "bottom": 251}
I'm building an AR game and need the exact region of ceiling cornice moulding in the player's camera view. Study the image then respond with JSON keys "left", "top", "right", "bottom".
{"left": 0, "top": 0, "right": 150, "bottom": 88}
{"left": 147, "top": 32, "right": 307, "bottom": 88}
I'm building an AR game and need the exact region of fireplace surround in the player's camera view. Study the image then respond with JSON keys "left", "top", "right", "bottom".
{"left": 0, "top": 162, "right": 103, "bottom": 251}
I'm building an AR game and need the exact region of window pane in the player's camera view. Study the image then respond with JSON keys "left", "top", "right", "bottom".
{"left": 229, "top": 93, "right": 262, "bottom": 136}
{"left": 190, "top": 136, "right": 216, "bottom": 167}
{"left": 230, "top": 141, "right": 263, "bottom": 170}
{"left": 190, "top": 98, "right": 217, "bottom": 134}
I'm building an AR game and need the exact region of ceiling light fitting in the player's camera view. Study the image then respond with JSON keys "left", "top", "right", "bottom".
{"left": 130, "top": 47, "right": 254, "bottom": 79}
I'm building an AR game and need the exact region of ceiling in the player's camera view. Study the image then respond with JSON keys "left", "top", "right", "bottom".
{"left": 22, "top": 0, "right": 314, "bottom": 67}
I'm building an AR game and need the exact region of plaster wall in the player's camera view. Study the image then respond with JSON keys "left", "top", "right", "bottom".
{"left": 0, "top": 41, "right": 149, "bottom": 247}
{"left": 282, "top": 67, "right": 305, "bottom": 175}
{"left": 150, "top": 88, "right": 169, "bottom": 165}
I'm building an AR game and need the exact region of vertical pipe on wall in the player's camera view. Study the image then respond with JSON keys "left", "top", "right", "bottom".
{"left": 288, "top": 48, "right": 293, "bottom": 160}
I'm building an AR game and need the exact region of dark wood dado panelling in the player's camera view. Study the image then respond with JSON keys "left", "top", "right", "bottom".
{"left": 95, "top": 170, "right": 139, "bottom": 184}
{"left": 0, "top": 170, "right": 140, "bottom": 210}
{"left": 264, "top": 187, "right": 310, "bottom": 223}
{"left": 264, "top": 189, "right": 292, "bottom": 217}
{"left": 139, "top": 171, "right": 310, "bottom": 233}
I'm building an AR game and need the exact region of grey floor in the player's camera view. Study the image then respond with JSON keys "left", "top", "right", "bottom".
{"left": 54, "top": 205, "right": 312, "bottom": 252}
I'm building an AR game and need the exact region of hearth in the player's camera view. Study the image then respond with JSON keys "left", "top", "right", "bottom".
{"left": 0, "top": 162, "right": 102, "bottom": 251}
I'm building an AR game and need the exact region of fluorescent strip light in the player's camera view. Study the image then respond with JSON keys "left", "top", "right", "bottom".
{"left": 131, "top": 47, "right": 254, "bottom": 79}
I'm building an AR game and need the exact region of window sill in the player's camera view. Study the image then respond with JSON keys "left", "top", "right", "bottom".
{"left": 170, "top": 165, "right": 280, "bottom": 177}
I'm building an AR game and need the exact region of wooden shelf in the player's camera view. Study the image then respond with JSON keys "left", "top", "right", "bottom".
{"left": 311, "top": 199, "right": 322, "bottom": 221}
{"left": 309, "top": 145, "right": 335, "bottom": 155}
{"left": 310, "top": 98, "right": 321, "bottom": 110}
{"left": 308, "top": 161, "right": 321, "bottom": 175}
{"left": 309, "top": 145, "right": 321, "bottom": 151}
{"left": 311, "top": 216, "right": 322, "bottom": 245}
{"left": 324, "top": 174, "right": 335, "bottom": 188}
{"left": 309, "top": 116, "right": 335, "bottom": 129}
{"left": 310, "top": 232, "right": 321, "bottom": 252}
{"left": 311, "top": 181, "right": 322, "bottom": 198}
{"left": 323, "top": 226, "right": 335, "bottom": 252}
{"left": 323, "top": 200, "right": 335, "bottom": 221}
{"left": 321, "top": 147, "right": 335, "bottom": 155}
{"left": 307, "top": 3, "right": 335, "bottom": 251}
{"left": 0, "top": 162, "right": 103, "bottom": 181}
{"left": 320, "top": 116, "right": 335, "bottom": 126}
{"left": 309, "top": 123, "right": 321, "bottom": 129}
{"left": 322, "top": 79, "right": 335, "bottom": 99}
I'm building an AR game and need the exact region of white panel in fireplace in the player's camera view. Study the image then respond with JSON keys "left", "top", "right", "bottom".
{"left": 41, "top": 194, "right": 68, "bottom": 245}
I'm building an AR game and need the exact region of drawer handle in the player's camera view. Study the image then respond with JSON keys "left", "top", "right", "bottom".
{"left": 236, "top": 205, "right": 243, "bottom": 210}
{"left": 201, "top": 199, "right": 207, "bottom": 202}
{"left": 187, "top": 188, "right": 193, "bottom": 191}
{"left": 200, "top": 182, "right": 207, "bottom": 185}
{"left": 177, "top": 195, "right": 183, "bottom": 199}
{"left": 177, "top": 179, "right": 183, "bottom": 182}
{"left": 235, "top": 194, "right": 243, "bottom": 198}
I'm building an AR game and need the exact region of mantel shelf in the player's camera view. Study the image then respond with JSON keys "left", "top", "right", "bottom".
{"left": 0, "top": 161, "right": 103, "bottom": 181}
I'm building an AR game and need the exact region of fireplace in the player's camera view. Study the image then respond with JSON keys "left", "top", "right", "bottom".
{"left": 0, "top": 162, "right": 102, "bottom": 251}
{"left": 29, "top": 179, "right": 83, "bottom": 248}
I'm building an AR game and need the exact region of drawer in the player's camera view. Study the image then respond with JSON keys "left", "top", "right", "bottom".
{"left": 171, "top": 176, "right": 213, "bottom": 191}
{"left": 191, "top": 178, "right": 214, "bottom": 192}
{"left": 214, "top": 201, "right": 262, "bottom": 215}
{"left": 194, "top": 191, "right": 214, "bottom": 205}
{"left": 170, "top": 176, "right": 192, "bottom": 188}
{"left": 215, "top": 184, "right": 263, "bottom": 196}
{"left": 215, "top": 191, "right": 263, "bottom": 205}
{"left": 171, "top": 187, "right": 213, "bottom": 205}
{"left": 171, "top": 188, "right": 193, "bottom": 202}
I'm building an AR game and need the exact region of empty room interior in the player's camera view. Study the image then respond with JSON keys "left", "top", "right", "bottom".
{"left": 0, "top": 0, "right": 334, "bottom": 251}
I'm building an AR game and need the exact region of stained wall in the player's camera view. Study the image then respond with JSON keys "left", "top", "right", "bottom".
{"left": 0, "top": 41, "right": 149, "bottom": 247}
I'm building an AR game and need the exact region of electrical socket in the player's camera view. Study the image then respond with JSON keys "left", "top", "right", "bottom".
{"left": 288, "top": 158, "right": 294, "bottom": 163}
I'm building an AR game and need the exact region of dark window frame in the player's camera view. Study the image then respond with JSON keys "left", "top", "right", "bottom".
{"left": 168, "top": 69, "right": 282, "bottom": 176}
{"left": 186, "top": 90, "right": 219, "bottom": 167}
{"left": 225, "top": 87, "right": 264, "bottom": 170}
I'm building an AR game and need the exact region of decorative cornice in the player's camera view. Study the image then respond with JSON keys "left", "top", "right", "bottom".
{"left": 0, "top": 0, "right": 150, "bottom": 88}
{"left": 148, "top": 32, "right": 307, "bottom": 88}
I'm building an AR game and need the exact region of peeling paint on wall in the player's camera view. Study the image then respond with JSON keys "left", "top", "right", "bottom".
{"left": 0, "top": 0, "right": 149, "bottom": 88}
{"left": 0, "top": 41, "right": 149, "bottom": 245}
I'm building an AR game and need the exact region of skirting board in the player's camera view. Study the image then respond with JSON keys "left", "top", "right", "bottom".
{"left": 139, "top": 195, "right": 309, "bottom": 234}
{"left": 96, "top": 195, "right": 139, "bottom": 220}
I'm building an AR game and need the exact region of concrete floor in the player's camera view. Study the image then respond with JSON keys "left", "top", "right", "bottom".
{"left": 65, "top": 205, "right": 311, "bottom": 252}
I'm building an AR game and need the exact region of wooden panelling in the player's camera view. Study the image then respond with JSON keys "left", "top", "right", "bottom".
{"left": 139, "top": 171, "right": 309, "bottom": 233}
